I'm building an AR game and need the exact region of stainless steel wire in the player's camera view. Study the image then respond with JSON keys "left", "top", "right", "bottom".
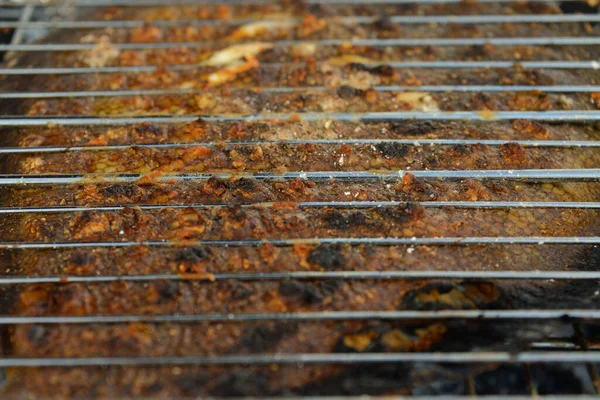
{"left": 2, "top": 85, "right": 600, "bottom": 99}
{"left": 1, "top": 61, "right": 598, "bottom": 75}
{"left": 2, "top": 37, "right": 600, "bottom": 51}
{"left": 2, "top": 13, "right": 600, "bottom": 29}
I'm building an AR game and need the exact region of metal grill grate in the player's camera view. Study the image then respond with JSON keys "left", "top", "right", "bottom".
{"left": 0, "top": 0, "right": 600, "bottom": 398}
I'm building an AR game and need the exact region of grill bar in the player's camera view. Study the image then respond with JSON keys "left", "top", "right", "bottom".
{"left": 1, "top": 169, "right": 598, "bottom": 186}
{"left": 2, "top": 139, "right": 599, "bottom": 154}
{"left": 4, "top": 352, "right": 600, "bottom": 367}
{"left": 3, "top": 13, "right": 600, "bottom": 29}
{"left": 573, "top": 324, "right": 600, "bottom": 396}
{"left": 3, "top": 309, "right": 600, "bottom": 325}
{"left": 466, "top": 376, "right": 477, "bottom": 396}
{"left": 2, "top": 61, "right": 598, "bottom": 75}
{"left": 524, "top": 364, "right": 540, "bottom": 397}
{"left": 8, "top": 5, "right": 35, "bottom": 47}
{"left": 1, "top": 202, "right": 598, "bottom": 214}
{"left": 1, "top": 237, "right": 598, "bottom": 250}
{"left": 4, "top": 85, "right": 600, "bottom": 99}
{"left": 3, "top": 37, "right": 600, "bottom": 51}
{"left": 3, "top": 271, "right": 600, "bottom": 285}
{"left": 2, "top": 111, "right": 600, "bottom": 126}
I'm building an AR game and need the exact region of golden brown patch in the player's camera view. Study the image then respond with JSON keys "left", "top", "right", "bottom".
{"left": 382, "top": 323, "right": 447, "bottom": 351}
{"left": 343, "top": 330, "right": 378, "bottom": 352}
{"left": 499, "top": 142, "right": 529, "bottom": 167}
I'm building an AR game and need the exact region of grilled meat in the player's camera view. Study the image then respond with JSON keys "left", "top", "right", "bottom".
{"left": 0, "top": 0, "right": 599, "bottom": 398}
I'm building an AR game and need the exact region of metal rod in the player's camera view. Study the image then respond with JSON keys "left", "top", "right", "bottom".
{"left": 1, "top": 61, "right": 598, "bottom": 75}
{"left": 573, "top": 323, "right": 600, "bottom": 396}
{"left": 0, "top": 237, "right": 598, "bottom": 250}
{"left": 8, "top": 5, "right": 34, "bottom": 46}
{"left": 1, "top": 111, "right": 600, "bottom": 126}
{"left": 4, "top": 351, "right": 600, "bottom": 367}
{"left": 2, "top": 85, "right": 600, "bottom": 99}
{"left": 3, "top": 4, "right": 35, "bottom": 62}
{"left": 465, "top": 375, "right": 477, "bottom": 397}
{"left": 4, "top": 270, "right": 600, "bottom": 284}
{"left": 3, "top": 14, "right": 600, "bottom": 29}
{"left": 524, "top": 363, "right": 539, "bottom": 397}
{"left": 0, "top": 169, "right": 598, "bottom": 186}
{"left": 1, "top": 139, "right": 599, "bottom": 155}
{"left": 2, "top": 37, "right": 600, "bottom": 52}
{"left": 0, "top": 202, "right": 599, "bottom": 215}
{"left": 3, "top": 309, "right": 600, "bottom": 325}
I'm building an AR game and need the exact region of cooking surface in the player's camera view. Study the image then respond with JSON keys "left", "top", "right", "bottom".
{"left": 0, "top": 0, "right": 599, "bottom": 398}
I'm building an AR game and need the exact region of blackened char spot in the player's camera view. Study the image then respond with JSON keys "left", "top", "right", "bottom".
{"left": 279, "top": 280, "right": 323, "bottom": 304}
{"left": 230, "top": 280, "right": 254, "bottom": 300}
{"left": 375, "top": 202, "right": 426, "bottom": 223}
{"left": 297, "top": 363, "right": 413, "bottom": 395}
{"left": 369, "top": 65, "right": 395, "bottom": 77}
{"left": 307, "top": 244, "right": 345, "bottom": 269}
{"left": 427, "top": 320, "right": 522, "bottom": 352}
{"left": 323, "top": 210, "right": 368, "bottom": 230}
{"left": 233, "top": 178, "right": 256, "bottom": 191}
{"left": 70, "top": 252, "right": 95, "bottom": 266}
{"left": 375, "top": 142, "right": 409, "bottom": 158}
{"left": 155, "top": 281, "right": 179, "bottom": 303}
{"left": 374, "top": 207, "right": 410, "bottom": 223}
{"left": 174, "top": 247, "right": 212, "bottom": 263}
{"left": 236, "top": 322, "right": 298, "bottom": 353}
{"left": 476, "top": 364, "right": 595, "bottom": 395}
{"left": 374, "top": 17, "right": 398, "bottom": 31}
{"left": 175, "top": 373, "right": 209, "bottom": 396}
{"left": 474, "top": 365, "right": 528, "bottom": 395}
{"left": 347, "top": 62, "right": 370, "bottom": 73}
{"left": 318, "top": 280, "right": 342, "bottom": 297}
{"left": 133, "top": 124, "right": 162, "bottom": 137}
{"left": 571, "top": 244, "right": 600, "bottom": 272}
{"left": 235, "top": 146, "right": 254, "bottom": 156}
{"left": 389, "top": 121, "right": 438, "bottom": 136}
{"left": 145, "top": 382, "right": 163, "bottom": 394}
{"left": 224, "top": 206, "right": 247, "bottom": 223}
{"left": 337, "top": 85, "right": 362, "bottom": 99}
{"left": 99, "top": 184, "right": 139, "bottom": 198}
{"left": 347, "top": 63, "right": 395, "bottom": 77}
{"left": 535, "top": 365, "right": 596, "bottom": 395}
{"left": 451, "top": 144, "right": 472, "bottom": 155}
{"left": 503, "top": 278, "right": 600, "bottom": 310}
{"left": 210, "top": 371, "right": 270, "bottom": 397}
{"left": 249, "top": 122, "right": 270, "bottom": 134}
{"left": 190, "top": 118, "right": 209, "bottom": 130}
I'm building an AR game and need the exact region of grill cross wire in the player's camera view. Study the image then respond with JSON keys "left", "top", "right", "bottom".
{"left": 0, "top": 0, "right": 600, "bottom": 398}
